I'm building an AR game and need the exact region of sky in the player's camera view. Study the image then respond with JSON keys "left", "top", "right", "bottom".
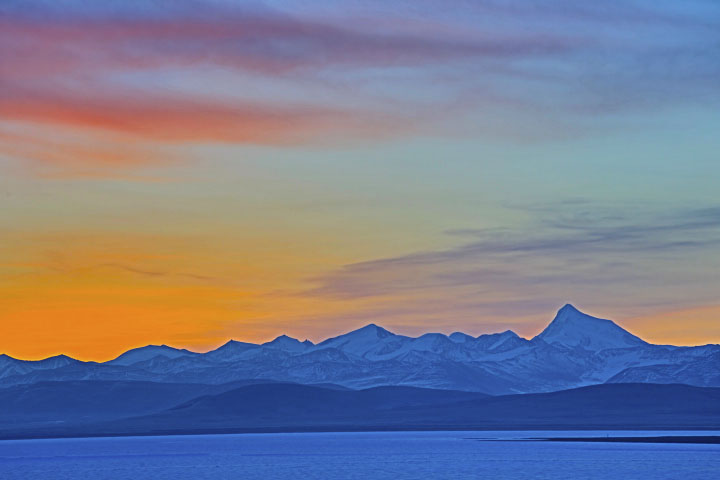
{"left": 1, "top": 0, "right": 719, "bottom": 360}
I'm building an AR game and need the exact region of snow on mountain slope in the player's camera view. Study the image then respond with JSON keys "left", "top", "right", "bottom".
{"left": 316, "top": 324, "right": 402, "bottom": 358}
{"left": 0, "top": 354, "right": 80, "bottom": 380}
{"left": 203, "top": 340, "right": 259, "bottom": 362}
{"left": 534, "top": 304, "right": 647, "bottom": 350}
{"left": 449, "top": 332, "right": 473, "bottom": 343}
{"left": 2, "top": 304, "right": 718, "bottom": 393}
{"left": 476, "top": 330, "right": 529, "bottom": 353}
{"left": 34, "top": 355, "right": 79, "bottom": 369}
{"left": 606, "top": 350, "right": 720, "bottom": 387}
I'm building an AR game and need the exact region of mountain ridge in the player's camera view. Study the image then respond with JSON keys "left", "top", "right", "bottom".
{"left": 1, "top": 304, "right": 718, "bottom": 394}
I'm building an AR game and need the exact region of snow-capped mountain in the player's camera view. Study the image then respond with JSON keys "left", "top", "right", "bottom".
{"left": 535, "top": 304, "right": 647, "bottom": 350}
{"left": 317, "top": 324, "right": 400, "bottom": 358}
{"left": 0, "top": 354, "right": 79, "bottom": 380}
{"left": 204, "top": 340, "right": 258, "bottom": 362}
{"left": 1, "top": 304, "right": 718, "bottom": 394}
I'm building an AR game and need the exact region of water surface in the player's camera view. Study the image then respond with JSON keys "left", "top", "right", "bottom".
{"left": 1, "top": 431, "right": 718, "bottom": 479}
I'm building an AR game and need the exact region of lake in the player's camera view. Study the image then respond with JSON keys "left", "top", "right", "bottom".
{"left": 1, "top": 431, "right": 718, "bottom": 479}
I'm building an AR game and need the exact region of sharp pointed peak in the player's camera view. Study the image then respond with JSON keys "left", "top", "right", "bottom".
{"left": 536, "top": 303, "right": 647, "bottom": 350}
{"left": 547, "top": 304, "right": 600, "bottom": 324}
{"left": 498, "top": 329, "right": 520, "bottom": 338}
{"left": 318, "top": 323, "right": 396, "bottom": 350}
{"left": 42, "top": 354, "right": 74, "bottom": 360}
{"left": 559, "top": 303, "right": 581, "bottom": 314}
{"left": 272, "top": 334, "right": 296, "bottom": 341}
{"left": 348, "top": 323, "right": 394, "bottom": 337}
{"left": 360, "top": 323, "right": 380, "bottom": 329}
{"left": 265, "top": 334, "right": 302, "bottom": 345}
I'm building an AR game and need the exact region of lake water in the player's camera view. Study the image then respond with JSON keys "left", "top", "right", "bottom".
{"left": 1, "top": 431, "right": 718, "bottom": 479}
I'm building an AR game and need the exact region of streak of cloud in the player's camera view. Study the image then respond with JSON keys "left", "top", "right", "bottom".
{"left": 305, "top": 202, "right": 720, "bottom": 325}
{"left": 2, "top": 1, "right": 719, "bottom": 176}
{"left": 98, "top": 263, "right": 220, "bottom": 283}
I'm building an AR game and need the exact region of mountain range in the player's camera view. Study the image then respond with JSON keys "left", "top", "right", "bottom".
{"left": 2, "top": 304, "right": 718, "bottom": 394}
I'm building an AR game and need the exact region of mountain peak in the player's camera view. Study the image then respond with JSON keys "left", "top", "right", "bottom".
{"left": 0, "top": 353, "right": 16, "bottom": 364}
{"left": 202, "top": 339, "right": 259, "bottom": 362}
{"left": 449, "top": 332, "right": 473, "bottom": 343}
{"left": 316, "top": 323, "right": 396, "bottom": 357}
{"left": 322, "top": 323, "right": 394, "bottom": 341}
{"left": 558, "top": 303, "right": 581, "bottom": 314}
{"left": 535, "top": 304, "right": 646, "bottom": 350}
{"left": 39, "top": 354, "right": 75, "bottom": 361}
{"left": 269, "top": 334, "right": 295, "bottom": 342}
{"left": 497, "top": 330, "right": 520, "bottom": 338}
{"left": 264, "top": 335, "right": 313, "bottom": 352}
{"left": 106, "top": 344, "right": 196, "bottom": 366}
{"left": 213, "top": 339, "right": 257, "bottom": 351}
{"left": 353, "top": 324, "right": 393, "bottom": 338}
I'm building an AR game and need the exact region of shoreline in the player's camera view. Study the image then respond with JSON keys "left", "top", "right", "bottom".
{"left": 2, "top": 426, "right": 720, "bottom": 442}
{"left": 541, "top": 436, "right": 720, "bottom": 444}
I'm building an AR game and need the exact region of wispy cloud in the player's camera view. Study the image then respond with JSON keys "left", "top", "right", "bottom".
{"left": 0, "top": 3, "right": 574, "bottom": 174}
{"left": 98, "top": 263, "right": 220, "bottom": 282}
{"left": 305, "top": 202, "right": 720, "bottom": 327}
{"left": 2, "top": 1, "right": 719, "bottom": 176}
{"left": 36, "top": 258, "right": 223, "bottom": 284}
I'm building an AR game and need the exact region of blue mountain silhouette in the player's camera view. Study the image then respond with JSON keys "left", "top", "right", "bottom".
{"left": 2, "top": 304, "right": 717, "bottom": 394}
{"left": 1, "top": 304, "right": 719, "bottom": 439}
